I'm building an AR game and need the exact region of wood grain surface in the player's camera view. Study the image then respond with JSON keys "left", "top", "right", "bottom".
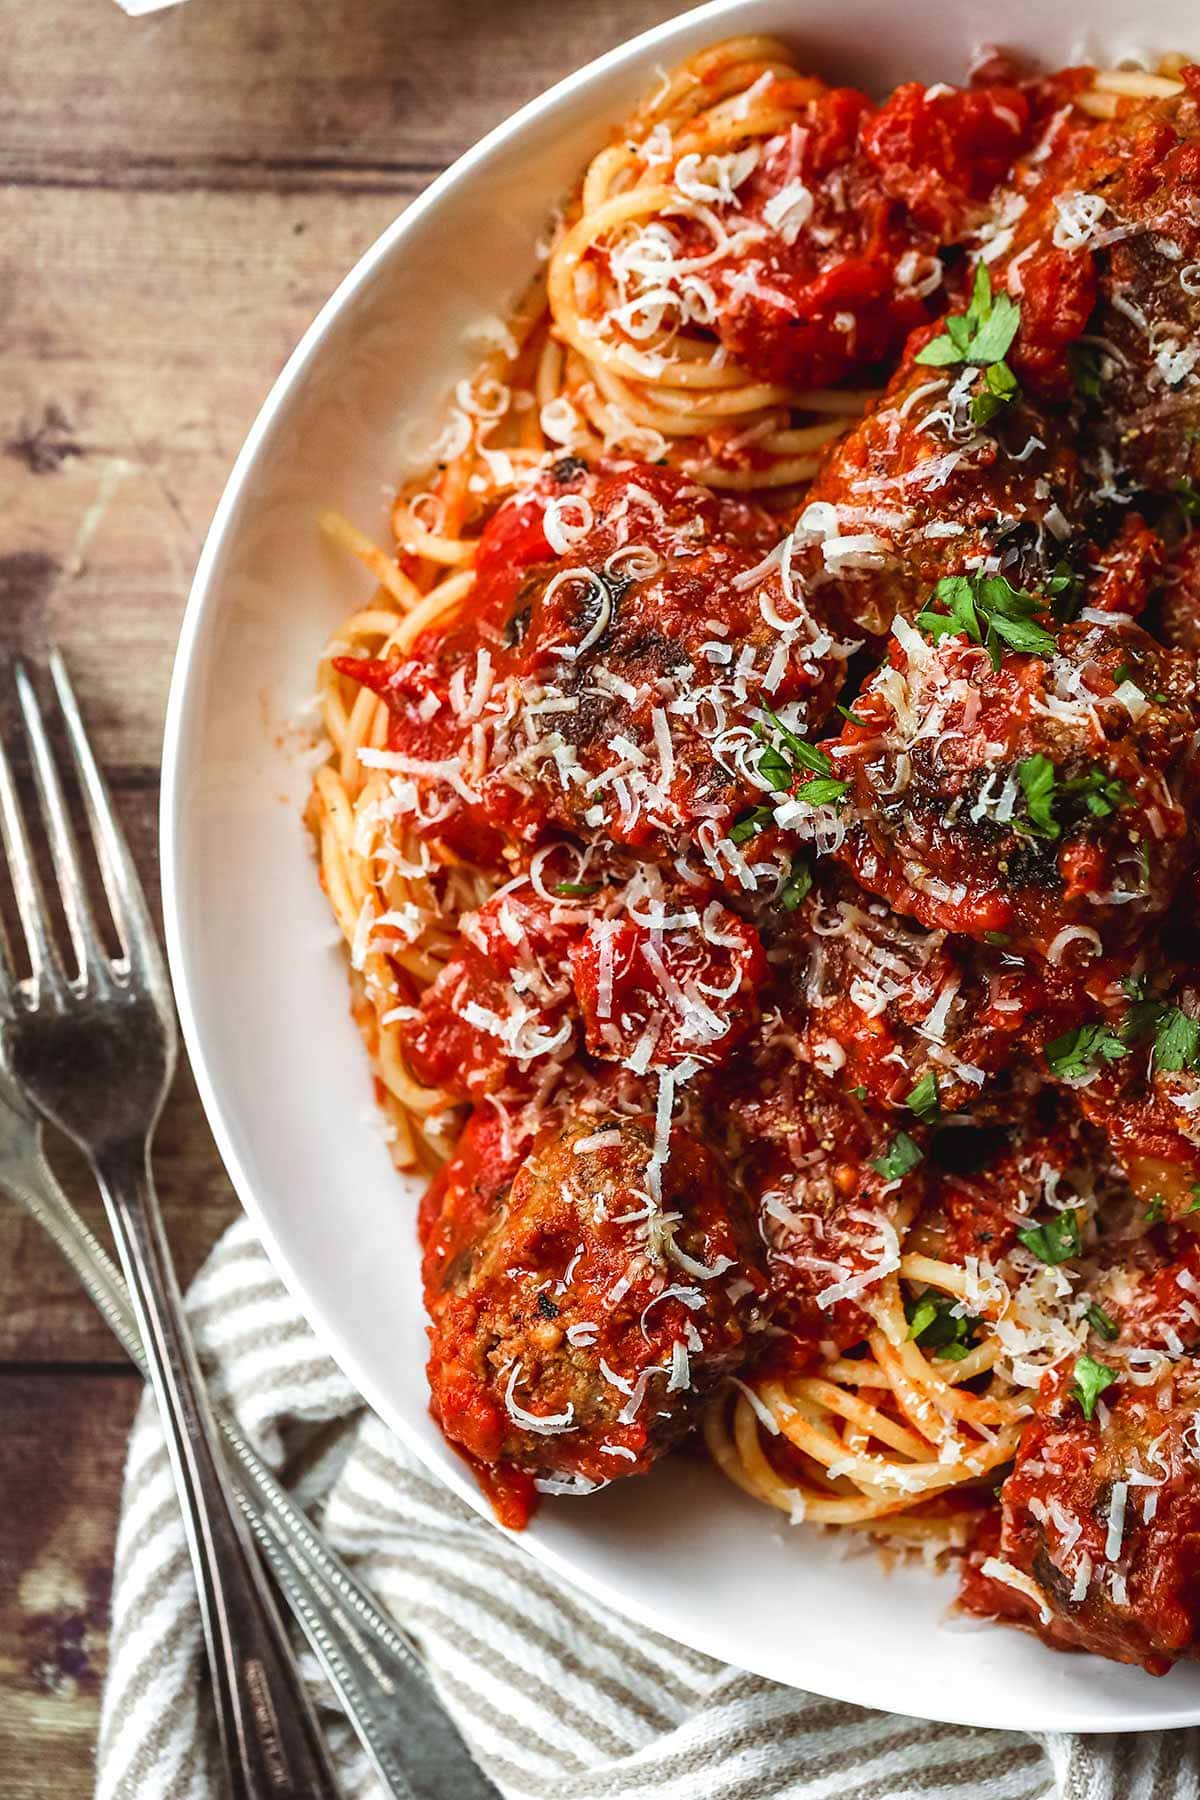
{"left": 0, "top": 1, "right": 694, "bottom": 1791}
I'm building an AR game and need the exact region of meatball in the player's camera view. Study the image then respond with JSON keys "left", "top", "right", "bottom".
{"left": 1062, "top": 971, "right": 1200, "bottom": 1215}
{"left": 781, "top": 323, "right": 1089, "bottom": 642}
{"left": 491, "top": 465, "right": 850, "bottom": 849}
{"left": 919, "top": 1094, "right": 1113, "bottom": 1267}
{"left": 336, "top": 462, "right": 853, "bottom": 860}
{"left": 961, "top": 1347, "right": 1200, "bottom": 1672}
{"left": 723, "top": 1039, "right": 927, "bottom": 1359}
{"left": 569, "top": 895, "right": 765, "bottom": 1071}
{"left": 764, "top": 866, "right": 1092, "bottom": 1115}
{"left": 995, "top": 69, "right": 1200, "bottom": 491}
{"left": 422, "top": 1109, "right": 769, "bottom": 1523}
{"left": 407, "top": 872, "right": 769, "bottom": 1101}
{"left": 822, "top": 603, "right": 1200, "bottom": 957}
{"left": 404, "top": 889, "right": 582, "bottom": 1102}
{"left": 703, "top": 76, "right": 1031, "bottom": 389}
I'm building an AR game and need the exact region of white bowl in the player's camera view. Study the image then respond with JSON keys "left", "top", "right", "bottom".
{"left": 162, "top": 0, "right": 1200, "bottom": 1731}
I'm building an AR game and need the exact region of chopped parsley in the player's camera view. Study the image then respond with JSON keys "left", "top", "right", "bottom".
{"left": 753, "top": 710, "right": 848, "bottom": 811}
{"left": 1085, "top": 1302, "right": 1119, "bottom": 1342}
{"left": 553, "top": 880, "right": 600, "bottom": 898}
{"left": 1070, "top": 1354, "right": 1117, "bottom": 1422}
{"left": 1061, "top": 766, "right": 1133, "bottom": 819}
{"left": 1119, "top": 990, "right": 1200, "bottom": 1073}
{"left": 778, "top": 857, "right": 813, "bottom": 911}
{"left": 983, "top": 929, "right": 1010, "bottom": 948}
{"left": 755, "top": 741, "right": 794, "bottom": 791}
{"left": 1153, "top": 1006, "right": 1200, "bottom": 1073}
{"left": 728, "top": 804, "right": 775, "bottom": 844}
{"left": 905, "top": 1289, "right": 981, "bottom": 1360}
{"left": 1011, "top": 758, "right": 1132, "bottom": 841}
{"left": 1014, "top": 754, "right": 1059, "bottom": 839}
{"left": 795, "top": 776, "right": 850, "bottom": 809}
{"left": 848, "top": 1084, "right": 868, "bottom": 1100}
{"left": 971, "top": 357, "right": 1020, "bottom": 427}
{"left": 1144, "top": 1195, "right": 1167, "bottom": 1225}
{"left": 1068, "top": 342, "right": 1105, "bottom": 399}
{"left": 754, "top": 707, "right": 832, "bottom": 783}
{"left": 872, "top": 1131, "right": 923, "bottom": 1182}
{"left": 1122, "top": 993, "right": 1165, "bottom": 1051}
{"left": 905, "top": 1071, "right": 941, "bottom": 1122}
{"left": 916, "top": 571, "right": 1057, "bottom": 670}
{"left": 1045, "top": 561, "right": 1084, "bottom": 622}
{"left": 914, "top": 265, "right": 1022, "bottom": 426}
{"left": 1016, "top": 1209, "right": 1081, "bottom": 1266}
{"left": 1044, "top": 1022, "right": 1129, "bottom": 1082}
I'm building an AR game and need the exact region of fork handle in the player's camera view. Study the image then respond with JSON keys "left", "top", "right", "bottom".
{"left": 97, "top": 1140, "right": 343, "bottom": 1800}
{"left": 14, "top": 1142, "right": 495, "bottom": 1798}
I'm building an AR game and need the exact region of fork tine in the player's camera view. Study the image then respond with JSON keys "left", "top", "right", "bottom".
{"left": 47, "top": 649, "right": 166, "bottom": 992}
{"left": 0, "top": 712, "right": 63, "bottom": 1000}
{"left": 0, "top": 878, "right": 19, "bottom": 1025}
{"left": 14, "top": 661, "right": 113, "bottom": 990}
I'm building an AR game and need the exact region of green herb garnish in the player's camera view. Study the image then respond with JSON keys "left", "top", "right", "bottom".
{"left": 1044, "top": 1022, "right": 1129, "bottom": 1082}
{"left": 1175, "top": 479, "right": 1200, "bottom": 521}
{"left": 1070, "top": 1354, "right": 1117, "bottom": 1421}
{"left": 905, "top": 1071, "right": 941, "bottom": 1123}
{"left": 1144, "top": 1195, "right": 1167, "bottom": 1225}
{"left": 1011, "top": 758, "right": 1132, "bottom": 841}
{"left": 754, "top": 707, "right": 833, "bottom": 783}
{"left": 872, "top": 1131, "right": 924, "bottom": 1182}
{"left": 1086, "top": 1302, "right": 1119, "bottom": 1341}
{"left": 906, "top": 1290, "right": 981, "bottom": 1360}
{"left": 553, "top": 881, "right": 600, "bottom": 898}
{"left": 1153, "top": 1007, "right": 1200, "bottom": 1073}
{"left": 1015, "top": 754, "right": 1059, "bottom": 840}
{"left": 778, "top": 857, "right": 813, "bottom": 911}
{"left": 914, "top": 265, "right": 1022, "bottom": 428}
{"left": 971, "top": 357, "right": 1020, "bottom": 427}
{"left": 1061, "top": 767, "right": 1133, "bottom": 819}
{"left": 755, "top": 740, "right": 794, "bottom": 791}
{"left": 1068, "top": 342, "right": 1104, "bottom": 400}
{"left": 1016, "top": 1209, "right": 1081, "bottom": 1266}
{"left": 752, "top": 710, "right": 847, "bottom": 810}
{"left": 728, "top": 805, "right": 775, "bottom": 845}
{"left": 916, "top": 571, "right": 1057, "bottom": 670}
{"left": 795, "top": 777, "right": 849, "bottom": 809}
{"left": 1120, "top": 992, "right": 1200, "bottom": 1073}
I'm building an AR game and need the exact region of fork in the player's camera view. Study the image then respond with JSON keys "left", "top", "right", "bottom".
{"left": 0, "top": 1029, "right": 499, "bottom": 1800}
{"left": 0, "top": 654, "right": 347, "bottom": 1799}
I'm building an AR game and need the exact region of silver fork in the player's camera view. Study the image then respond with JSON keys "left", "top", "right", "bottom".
{"left": 0, "top": 1037, "right": 499, "bottom": 1800}
{"left": 0, "top": 654, "right": 343, "bottom": 1799}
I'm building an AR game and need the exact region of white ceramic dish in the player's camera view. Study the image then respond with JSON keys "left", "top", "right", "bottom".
{"left": 162, "top": 0, "right": 1200, "bottom": 1731}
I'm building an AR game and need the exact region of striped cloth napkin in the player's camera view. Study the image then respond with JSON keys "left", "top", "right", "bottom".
{"left": 97, "top": 1214, "right": 1199, "bottom": 1800}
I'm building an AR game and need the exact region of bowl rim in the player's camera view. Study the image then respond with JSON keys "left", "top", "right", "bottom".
{"left": 160, "top": 0, "right": 1200, "bottom": 1731}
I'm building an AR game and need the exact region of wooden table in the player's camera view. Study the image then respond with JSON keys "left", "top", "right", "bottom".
{"left": 0, "top": 2, "right": 694, "bottom": 1789}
